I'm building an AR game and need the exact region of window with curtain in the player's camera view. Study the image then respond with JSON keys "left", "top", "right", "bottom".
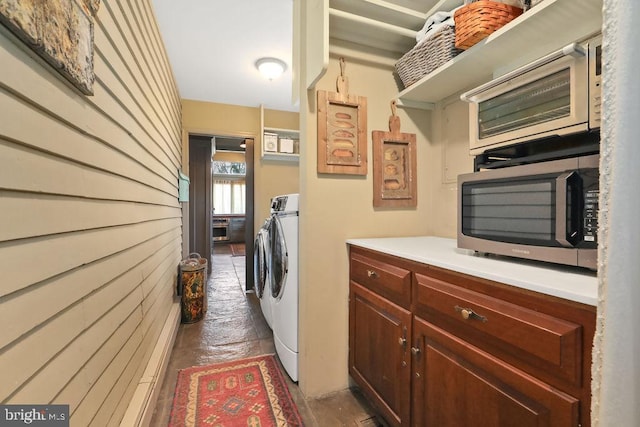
{"left": 212, "top": 161, "right": 246, "bottom": 214}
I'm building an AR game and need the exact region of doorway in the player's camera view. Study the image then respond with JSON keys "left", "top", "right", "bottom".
{"left": 188, "top": 134, "right": 255, "bottom": 291}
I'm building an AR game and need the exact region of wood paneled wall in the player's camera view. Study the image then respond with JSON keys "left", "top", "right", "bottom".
{"left": 0, "top": 1, "right": 182, "bottom": 425}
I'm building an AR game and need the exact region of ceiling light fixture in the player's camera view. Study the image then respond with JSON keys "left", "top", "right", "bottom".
{"left": 256, "top": 57, "right": 287, "bottom": 80}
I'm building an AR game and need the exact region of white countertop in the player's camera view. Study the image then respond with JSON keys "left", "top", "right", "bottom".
{"left": 347, "top": 236, "right": 598, "bottom": 306}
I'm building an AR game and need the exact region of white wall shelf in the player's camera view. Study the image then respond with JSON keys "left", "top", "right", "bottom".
{"left": 328, "top": 0, "right": 463, "bottom": 55}
{"left": 325, "top": 0, "right": 602, "bottom": 106}
{"left": 260, "top": 105, "right": 300, "bottom": 162}
{"left": 398, "top": 0, "right": 603, "bottom": 105}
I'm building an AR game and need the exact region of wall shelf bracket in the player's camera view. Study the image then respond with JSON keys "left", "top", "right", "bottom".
{"left": 396, "top": 98, "right": 434, "bottom": 110}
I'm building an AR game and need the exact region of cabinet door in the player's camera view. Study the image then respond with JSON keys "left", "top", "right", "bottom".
{"left": 350, "top": 282, "right": 412, "bottom": 426}
{"left": 411, "top": 317, "right": 580, "bottom": 427}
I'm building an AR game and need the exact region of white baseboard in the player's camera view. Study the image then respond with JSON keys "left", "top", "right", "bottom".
{"left": 120, "top": 301, "right": 181, "bottom": 427}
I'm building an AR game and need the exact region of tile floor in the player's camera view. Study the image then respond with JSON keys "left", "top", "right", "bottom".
{"left": 150, "top": 244, "right": 382, "bottom": 426}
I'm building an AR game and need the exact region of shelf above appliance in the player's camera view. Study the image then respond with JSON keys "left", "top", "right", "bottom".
{"left": 328, "top": 0, "right": 463, "bottom": 55}
{"left": 398, "top": 0, "right": 603, "bottom": 105}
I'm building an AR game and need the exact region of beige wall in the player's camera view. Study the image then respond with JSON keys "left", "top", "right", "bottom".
{"left": 296, "top": 7, "right": 474, "bottom": 393}
{"left": 298, "top": 52, "right": 433, "bottom": 396}
{"left": 261, "top": 108, "right": 300, "bottom": 222}
{"left": 426, "top": 96, "right": 475, "bottom": 238}
{"left": 0, "top": 1, "right": 182, "bottom": 425}
{"left": 264, "top": 107, "right": 300, "bottom": 131}
{"left": 181, "top": 100, "right": 299, "bottom": 232}
{"left": 213, "top": 151, "right": 245, "bottom": 163}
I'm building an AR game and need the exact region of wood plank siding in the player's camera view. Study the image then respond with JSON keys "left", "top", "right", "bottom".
{"left": 0, "top": 0, "right": 182, "bottom": 425}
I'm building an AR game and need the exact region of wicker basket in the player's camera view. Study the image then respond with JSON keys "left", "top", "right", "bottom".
{"left": 454, "top": 1, "right": 523, "bottom": 50}
{"left": 395, "top": 25, "right": 462, "bottom": 88}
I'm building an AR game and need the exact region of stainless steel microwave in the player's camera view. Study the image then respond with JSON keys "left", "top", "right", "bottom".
{"left": 461, "top": 35, "right": 602, "bottom": 155}
{"left": 458, "top": 154, "right": 599, "bottom": 270}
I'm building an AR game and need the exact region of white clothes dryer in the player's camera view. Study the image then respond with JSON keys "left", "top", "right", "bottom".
{"left": 268, "top": 193, "right": 299, "bottom": 381}
{"left": 253, "top": 219, "right": 272, "bottom": 329}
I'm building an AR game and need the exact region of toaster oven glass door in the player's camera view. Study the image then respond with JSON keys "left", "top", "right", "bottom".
{"left": 478, "top": 69, "right": 571, "bottom": 139}
{"left": 465, "top": 43, "right": 589, "bottom": 154}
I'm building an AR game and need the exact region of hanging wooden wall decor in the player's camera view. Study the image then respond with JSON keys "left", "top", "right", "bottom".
{"left": 0, "top": 0, "right": 100, "bottom": 95}
{"left": 317, "top": 58, "right": 367, "bottom": 175}
{"left": 372, "top": 100, "right": 417, "bottom": 208}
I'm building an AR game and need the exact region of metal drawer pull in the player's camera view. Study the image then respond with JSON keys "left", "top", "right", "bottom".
{"left": 454, "top": 305, "right": 488, "bottom": 323}
{"left": 367, "top": 269, "right": 378, "bottom": 279}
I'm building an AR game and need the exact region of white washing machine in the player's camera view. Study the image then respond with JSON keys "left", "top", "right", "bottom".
{"left": 268, "top": 193, "right": 299, "bottom": 381}
{"left": 253, "top": 219, "right": 272, "bottom": 329}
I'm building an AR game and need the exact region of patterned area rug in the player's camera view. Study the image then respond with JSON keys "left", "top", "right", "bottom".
{"left": 230, "top": 243, "right": 245, "bottom": 257}
{"left": 169, "top": 354, "right": 304, "bottom": 426}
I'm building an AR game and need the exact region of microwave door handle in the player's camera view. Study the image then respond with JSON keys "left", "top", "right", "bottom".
{"left": 555, "top": 172, "right": 580, "bottom": 247}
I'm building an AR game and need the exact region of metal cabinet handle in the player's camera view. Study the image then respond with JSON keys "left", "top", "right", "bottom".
{"left": 411, "top": 346, "right": 421, "bottom": 356}
{"left": 399, "top": 326, "right": 407, "bottom": 349}
{"left": 367, "top": 269, "right": 378, "bottom": 279}
{"left": 454, "top": 305, "right": 488, "bottom": 323}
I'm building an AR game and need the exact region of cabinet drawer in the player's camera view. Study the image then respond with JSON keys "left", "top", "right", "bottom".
{"left": 415, "top": 273, "right": 582, "bottom": 386}
{"left": 351, "top": 251, "right": 411, "bottom": 308}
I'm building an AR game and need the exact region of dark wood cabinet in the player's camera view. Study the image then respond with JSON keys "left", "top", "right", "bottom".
{"left": 412, "top": 316, "right": 579, "bottom": 427}
{"left": 350, "top": 282, "right": 412, "bottom": 426}
{"left": 348, "top": 245, "right": 596, "bottom": 427}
